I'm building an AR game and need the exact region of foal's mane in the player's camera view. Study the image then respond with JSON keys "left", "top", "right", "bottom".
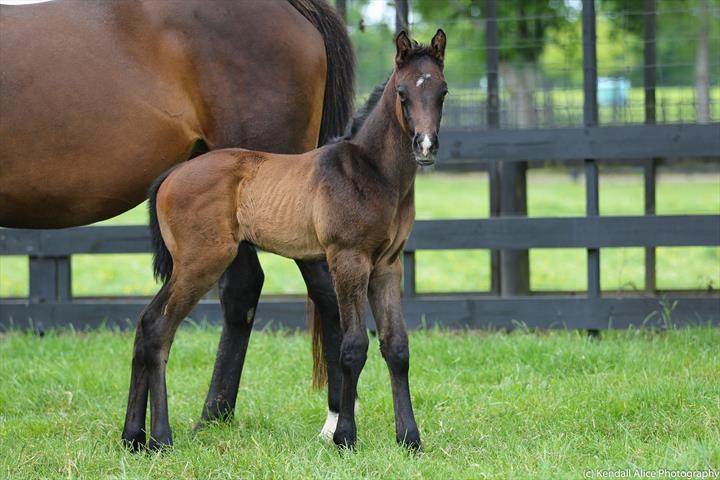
{"left": 341, "top": 43, "right": 439, "bottom": 141}
{"left": 341, "top": 78, "right": 388, "bottom": 140}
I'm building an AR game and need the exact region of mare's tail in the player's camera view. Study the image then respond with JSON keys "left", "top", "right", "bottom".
{"left": 148, "top": 169, "right": 175, "bottom": 285}
{"left": 288, "top": 0, "right": 355, "bottom": 389}
{"left": 287, "top": 0, "right": 355, "bottom": 146}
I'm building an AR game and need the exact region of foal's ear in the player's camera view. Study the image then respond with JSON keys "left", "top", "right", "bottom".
{"left": 395, "top": 30, "right": 413, "bottom": 67}
{"left": 430, "top": 29, "right": 447, "bottom": 64}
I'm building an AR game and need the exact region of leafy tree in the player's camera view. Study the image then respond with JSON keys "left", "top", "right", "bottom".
{"left": 600, "top": 0, "right": 719, "bottom": 122}
{"left": 413, "top": 0, "right": 571, "bottom": 127}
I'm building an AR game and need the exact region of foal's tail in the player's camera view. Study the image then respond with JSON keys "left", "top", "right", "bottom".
{"left": 287, "top": 0, "right": 355, "bottom": 146}
{"left": 148, "top": 169, "right": 175, "bottom": 284}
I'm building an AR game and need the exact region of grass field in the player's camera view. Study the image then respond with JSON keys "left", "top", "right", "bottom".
{"left": 1, "top": 172, "right": 718, "bottom": 298}
{"left": 0, "top": 326, "right": 718, "bottom": 478}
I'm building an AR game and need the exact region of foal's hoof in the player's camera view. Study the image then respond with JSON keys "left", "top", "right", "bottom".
{"left": 147, "top": 433, "right": 173, "bottom": 452}
{"left": 121, "top": 430, "right": 146, "bottom": 452}
{"left": 333, "top": 426, "right": 357, "bottom": 451}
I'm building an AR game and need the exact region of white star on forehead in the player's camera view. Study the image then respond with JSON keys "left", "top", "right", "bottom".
{"left": 416, "top": 73, "right": 431, "bottom": 87}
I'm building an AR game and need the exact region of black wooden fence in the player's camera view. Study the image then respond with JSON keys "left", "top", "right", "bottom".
{"left": 1, "top": 0, "right": 719, "bottom": 331}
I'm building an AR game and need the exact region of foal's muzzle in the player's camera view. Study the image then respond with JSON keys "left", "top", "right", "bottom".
{"left": 412, "top": 133, "right": 439, "bottom": 166}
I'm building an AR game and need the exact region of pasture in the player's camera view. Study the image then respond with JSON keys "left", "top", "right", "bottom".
{"left": 2, "top": 171, "right": 719, "bottom": 298}
{"left": 1, "top": 326, "right": 718, "bottom": 478}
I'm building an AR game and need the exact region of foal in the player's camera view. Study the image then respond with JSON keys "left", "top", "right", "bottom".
{"left": 122, "top": 29, "right": 447, "bottom": 451}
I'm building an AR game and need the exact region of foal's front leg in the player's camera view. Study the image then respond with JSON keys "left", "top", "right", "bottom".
{"left": 326, "top": 249, "right": 371, "bottom": 449}
{"left": 367, "top": 259, "right": 421, "bottom": 450}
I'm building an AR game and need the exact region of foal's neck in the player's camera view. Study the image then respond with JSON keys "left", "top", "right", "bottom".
{"left": 350, "top": 75, "right": 417, "bottom": 196}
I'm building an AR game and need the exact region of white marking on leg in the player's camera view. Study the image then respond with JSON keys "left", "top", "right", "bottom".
{"left": 318, "top": 400, "right": 359, "bottom": 441}
{"left": 415, "top": 73, "right": 431, "bottom": 87}
{"left": 319, "top": 410, "right": 339, "bottom": 441}
{"left": 246, "top": 306, "right": 255, "bottom": 324}
{"left": 420, "top": 135, "right": 432, "bottom": 156}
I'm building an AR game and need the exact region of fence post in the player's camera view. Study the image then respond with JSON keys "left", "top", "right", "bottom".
{"left": 582, "top": 0, "right": 601, "bottom": 336}
{"left": 485, "top": 0, "right": 502, "bottom": 296}
{"left": 395, "top": 0, "right": 409, "bottom": 34}
{"left": 335, "top": 0, "right": 346, "bottom": 24}
{"left": 643, "top": 0, "right": 657, "bottom": 293}
{"left": 485, "top": 0, "right": 530, "bottom": 297}
{"left": 28, "top": 253, "right": 71, "bottom": 331}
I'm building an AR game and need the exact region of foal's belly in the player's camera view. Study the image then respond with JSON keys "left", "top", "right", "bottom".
{"left": 236, "top": 193, "right": 325, "bottom": 261}
{"left": 250, "top": 225, "right": 326, "bottom": 261}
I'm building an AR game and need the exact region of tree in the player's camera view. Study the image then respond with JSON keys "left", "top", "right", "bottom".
{"left": 413, "top": 0, "right": 570, "bottom": 128}
{"left": 601, "top": 0, "right": 718, "bottom": 123}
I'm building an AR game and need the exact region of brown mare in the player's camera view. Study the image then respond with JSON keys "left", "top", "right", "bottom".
{"left": 1, "top": 0, "right": 354, "bottom": 440}
{"left": 128, "top": 30, "right": 448, "bottom": 450}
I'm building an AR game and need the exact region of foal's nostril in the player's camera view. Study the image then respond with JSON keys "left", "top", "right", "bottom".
{"left": 413, "top": 133, "right": 438, "bottom": 157}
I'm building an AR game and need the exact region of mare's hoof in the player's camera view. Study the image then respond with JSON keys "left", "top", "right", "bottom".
{"left": 121, "top": 430, "right": 146, "bottom": 452}
{"left": 147, "top": 433, "right": 173, "bottom": 452}
{"left": 193, "top": 411, "right": 233, "bottom": 433}
{"left": 397, "top": 430, "right": 422, "bottom": 452}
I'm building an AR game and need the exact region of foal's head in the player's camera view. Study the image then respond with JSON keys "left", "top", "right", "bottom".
{"left": 393, "top": 29, "right": 447, "bottom": 166}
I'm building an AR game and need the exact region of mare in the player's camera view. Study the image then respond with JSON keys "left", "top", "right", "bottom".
{"left": 126, "top": 29, "right": 448, "bottom": 450}
{"left": 0, "top": 0, "right": 353, "bottom": 437}
{"left": 0, "top": 0, "right": 354, "bottom": 442}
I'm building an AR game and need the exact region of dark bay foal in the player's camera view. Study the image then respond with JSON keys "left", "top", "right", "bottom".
{"left": 122, "top": 29, "right": 447, "bottom": 451}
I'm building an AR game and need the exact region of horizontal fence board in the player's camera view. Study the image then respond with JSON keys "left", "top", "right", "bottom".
{"left": 1, "top": 296, "right": 717, "bottom": 331}
{"left": 439, "top": 123, "right": 720, "bottom": 163}
{"left": 0, "top": 226, "right": 151, "bottom": 256}
{"left": 408, "top": 215, "right": 720, "bottom": 250}
{"left": 2, "top": 215, "right": 718, "bottom": 256}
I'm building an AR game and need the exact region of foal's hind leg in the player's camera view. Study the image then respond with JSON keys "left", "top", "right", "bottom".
{"left": 197, "top": 242, "right": 264, "bottom": 428}
{"left": 123, "top": 245, "right": 238, "bottom": 450}
{"left": 122, "top": 284, "right": 170, "bottom": 450}
{"left": 295, "top": 260, "right": 344, "bottom": 439}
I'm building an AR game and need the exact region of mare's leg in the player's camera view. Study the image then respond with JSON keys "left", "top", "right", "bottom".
{"left": 295, "top": 260, "right": 343, "bottom": 439}
{"left": 367, "top": 260, "right": 421, "bottom": 450}
{"left": 197, "top": 242, "right": 264, "bottom": 427}
{"left": 326, "top": 249, "right": 371, "bottom": 449}
{"left": 122, "top": 284, "right": 170, "bottom": 450}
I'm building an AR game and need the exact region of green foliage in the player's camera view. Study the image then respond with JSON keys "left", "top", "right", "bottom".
{"left": 597, "top": 0, "right": 720, "bottom": 85}
{"left": 346, "top": 0, "right": 718, "bottom": 89}
{"left": 414, "top": 0, "right": 570, "bottom": 62}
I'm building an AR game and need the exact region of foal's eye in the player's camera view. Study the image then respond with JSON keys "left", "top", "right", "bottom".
{"left": 397, "top": 87, "right": 408, "bottom": 103}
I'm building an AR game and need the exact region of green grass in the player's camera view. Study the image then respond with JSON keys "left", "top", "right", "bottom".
{"left": 0, "top": 326, "right": 718, "bottom": 478}
{"left": 1, "top": 172, "right": 718, "bottom": 297}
